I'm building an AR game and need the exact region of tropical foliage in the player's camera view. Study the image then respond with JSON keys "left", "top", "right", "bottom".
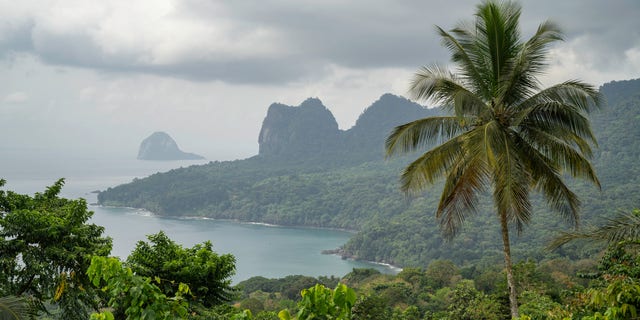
{"left": 87, "top": 256, "right": 190, "bottom": 320}
{"left": 278, "top": 283, "right": 356, "bottom": 320}
{"left": 126, "top": 231, "right": 237, "bottom": 308}
{"left": 0, "top": 179, "right": 112, "bottom": 318}
{"left": 1, "top": 180, "right": 639, "bottom": 319}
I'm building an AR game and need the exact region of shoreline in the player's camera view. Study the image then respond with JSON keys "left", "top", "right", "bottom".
{"left": 92, "top": 203, "right": 359, "bottom": 233}
{"left": 321, "top": 248, "right": 403, "bottom": 273}
{"left": 92, "top": 203, "right": 401, "bottom": 272}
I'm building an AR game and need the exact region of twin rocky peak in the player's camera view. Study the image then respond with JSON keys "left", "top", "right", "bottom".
{"left": 138, "top": 94, "right": 438, "bottom": 161}
{"left": 258, "top": 93, "right": 438, "bottom": 161}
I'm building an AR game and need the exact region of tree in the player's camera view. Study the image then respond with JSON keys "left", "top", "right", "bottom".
{"left": 425, "top": 259, "right": 460, "bottom": 289}
{"left": 126, "top": 231, "right": 237, "bottom": 308}
{"left": 0, "top": 179, "right": 112, "bottom": 318}
{"left": 446, "top": 280, "right": 503, "bottom": 320}
{"left": 352, "top": 294, "right": 391, "bottom": 320}
{"left": 385, "top": 1, "right": 601, "bottom": 317}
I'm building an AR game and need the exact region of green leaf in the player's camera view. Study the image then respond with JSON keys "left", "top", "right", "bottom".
{"left": 278, "top": 309, "right": 291, "bottom": 320}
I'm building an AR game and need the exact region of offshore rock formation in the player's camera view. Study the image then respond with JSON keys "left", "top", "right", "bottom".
{"left": 137, "top": 131, "right": 205, "bottom": 160}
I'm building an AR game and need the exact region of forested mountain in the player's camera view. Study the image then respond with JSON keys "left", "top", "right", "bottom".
{"left": 98, "top": 79, "right": 640, "bottom": 267}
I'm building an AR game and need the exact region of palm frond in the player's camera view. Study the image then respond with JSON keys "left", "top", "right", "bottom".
{"left": 488, "top": 127, "right": 532, "bottom": 232}
{"left": 399, "top": 135, "right": 466, "bottom": 193}
{"left": 514, "top": 134, "right": 581, "bottom": 226}
{"left": 474, "top": 1, "right": 523, "bottom": 97}
{"left": 548, "top": 210, "right": 640, "bottom": 249}
{"left": 500, "top": 20, "right": 563, "bottom": 107}
{"left": 409, "top": 64, "right": 454, "bottom": 103}
{"left": 0, "top": 296, "right": 30, "bottom": 320}
{"left": 436, "top": 26, "right": 489, "bottom": 97}
{"left": 518, "top": 101, "right": 598, "bottom": 151}
{"left": 385, "top": 116, "right": 462, "bottom": 157}
{"left": 437, "top": 129, "right": 490, "bottom": 239}
{"left": 518, "top": 80, "right": 602, "bottom": 116}
{"left": 537, "top": 173, "right": 581, "bottom": 227}
{"left": 521, "top": 126, "right": 599, "bottom": 188}
{"left": 409, "top": 65, "right": 489, "bottom": 119}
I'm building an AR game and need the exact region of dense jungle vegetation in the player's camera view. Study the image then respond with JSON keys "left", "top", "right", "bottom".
{"left": 2, "top": 180, "right": 639, "bottom": 319}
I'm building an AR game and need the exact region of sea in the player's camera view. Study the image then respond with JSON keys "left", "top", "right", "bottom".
{"left": 0, "top": 150, "right": 399, "bottom": 283}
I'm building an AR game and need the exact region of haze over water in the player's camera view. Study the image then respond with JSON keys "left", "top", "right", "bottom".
{"left": 1, "top": 150, "right": 398, "bottom": 283}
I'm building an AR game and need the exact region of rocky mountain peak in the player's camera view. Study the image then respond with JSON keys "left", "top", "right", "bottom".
{"left": 256, "top": 94, "right": 439, "bottom": 161}
{"left": 258, "top": 99, "right": 340, "bottom": 158}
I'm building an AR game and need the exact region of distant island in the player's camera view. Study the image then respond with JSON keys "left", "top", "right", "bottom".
{"left": 137, "top": 131, "right": 205, "bottom": 161}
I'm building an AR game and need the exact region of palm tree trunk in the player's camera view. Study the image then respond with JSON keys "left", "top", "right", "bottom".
{"left": 500, "top": 212, "right": 519, "bottom": 318}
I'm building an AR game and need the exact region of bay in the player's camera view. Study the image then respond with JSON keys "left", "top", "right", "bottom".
{"left": 1, "top": 150, "right": 398, "bottom": 283}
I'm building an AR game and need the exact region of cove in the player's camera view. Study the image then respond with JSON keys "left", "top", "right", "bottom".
{"left": 1, "top": 154, "right": 399, "bottom": 284}
{"left": 91, "top": 205, "right": 398, "bottom": 283}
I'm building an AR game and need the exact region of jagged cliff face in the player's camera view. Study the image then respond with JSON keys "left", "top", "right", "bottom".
{"left": 257, "top": 94, "right": 438, "bottom": 161}
{"left": 345, "top": 94, "right": 440, "bottom": 154}
{"left": 137, "top": 131, "right": 205, "bottom": 160}
{"left": 258, "top": 98, "right": 340, "bottom": 158}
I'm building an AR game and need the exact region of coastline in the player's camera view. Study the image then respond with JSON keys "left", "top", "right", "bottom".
{"left": 93, "top": 203, "right": 401, "bottom": 273}
{"left": 321, "top": 248, "right": 403, "bottom": 274}
{"left": 179, "top": 215, "right": 360, "bottom": 234}
{"left": 94, "top": 203, "right": 358, "bottom": 233}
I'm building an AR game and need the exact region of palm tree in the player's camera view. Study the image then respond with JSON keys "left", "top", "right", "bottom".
{"left": 385, "top": 1, "right": 601, "bottom": 317}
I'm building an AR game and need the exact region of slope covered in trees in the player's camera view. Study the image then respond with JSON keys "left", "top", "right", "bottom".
{"left": 98, "top": 79, "right": 640, "bottom": 267}
{"left": 345, "top": 79, "right": 640, "bottom": 266}
{"left": 3, "top": 179, "right": 637, "bottom": 319}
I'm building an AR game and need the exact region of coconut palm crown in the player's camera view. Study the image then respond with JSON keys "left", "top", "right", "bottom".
{"left": 385, "top": 1, "right": 601, "bottom": 317}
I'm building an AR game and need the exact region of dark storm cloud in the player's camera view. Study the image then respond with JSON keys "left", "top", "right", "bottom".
{"left": 193, "top": 0, "right": 474, "bottom": 69}
{"left": 1, "top": 0, "right": 638, "bottom": 84}
{"left": 522, "top": 0, "right": 640, "bottom": 73}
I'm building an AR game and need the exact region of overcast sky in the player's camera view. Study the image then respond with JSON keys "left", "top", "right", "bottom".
{"left": 1, "top": 0, "right": 639, "bottom": 161}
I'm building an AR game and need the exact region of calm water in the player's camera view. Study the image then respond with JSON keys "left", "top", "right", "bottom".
{"left": 1, "top": 151, "right": 398, "bottom": 282}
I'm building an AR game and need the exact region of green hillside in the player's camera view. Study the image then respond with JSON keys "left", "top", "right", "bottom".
{"left": 99, "top": 79, "right": 640, "bottom": 267}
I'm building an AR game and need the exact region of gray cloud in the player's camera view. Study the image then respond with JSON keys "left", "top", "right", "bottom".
{"left": 0, "top": 1, "right": 638, "bottom": 84}
{"left": 522, "top": 0, "right": 640, "bottom": 74}
{"left": 1, "top": 0, "right": 638, "bottom": 162}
